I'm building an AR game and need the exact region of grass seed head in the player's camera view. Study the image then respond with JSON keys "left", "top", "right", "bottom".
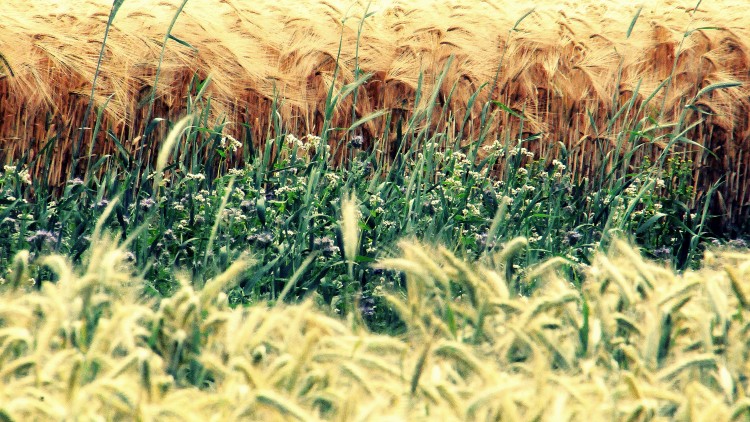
{"left": 341, "top": 192, "right": 361, "bottom": 275}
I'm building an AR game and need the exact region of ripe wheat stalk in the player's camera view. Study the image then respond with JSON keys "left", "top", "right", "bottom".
{"left": 0, "top": 0, "right": 748, "bottom": 219}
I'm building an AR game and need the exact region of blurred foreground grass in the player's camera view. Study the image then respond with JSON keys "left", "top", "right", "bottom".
{"left": 2, "top": 210, "right": 750, "bottom": 420}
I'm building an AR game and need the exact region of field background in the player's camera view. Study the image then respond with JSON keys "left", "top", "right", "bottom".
{"left": 2, "top": 1, "right": 750, "bottom": 420}
{"left": 1, "top": 0, "right": 749, "bottom": 231}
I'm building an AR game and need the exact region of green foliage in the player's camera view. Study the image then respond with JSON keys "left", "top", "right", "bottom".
{"left": 0, "top": 2, "right": 745, "bottom": 330}
{"left": 0, "top": 86, "right": 741, "bottom": 323}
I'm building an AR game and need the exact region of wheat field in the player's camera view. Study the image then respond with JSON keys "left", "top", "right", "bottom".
{"left": 1, "top": 0, "right": 748, "bottom": 226}
{"left": 2, "top": 213, "right": 750, "bottom": 420}
{"left": 3, "top": 3, "right": 750, "bottom": 419}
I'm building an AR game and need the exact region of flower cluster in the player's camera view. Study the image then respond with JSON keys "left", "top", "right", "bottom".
{"left": 219, "top": 135, "right": 242, "bottom": 153}
{"left": 3, "top": 165, "right": 31, "bottom": 185}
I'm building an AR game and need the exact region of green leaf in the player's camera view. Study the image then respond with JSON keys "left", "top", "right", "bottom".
{"left": 354, "top": 255, "right": 376, "bottom": 264}
{"left": 168, "top": 34, "right": 198, "bottom": 51}
{"left": 348, "top": 109, "right": 389, "bottom": 132}
{"left": 0, "top": 51, "right": 14, "bottom": 77}
{"left": 335, "top": 73, "right": 373, "bottom": 105}
{"left": 513, "top": 8, "right": 535, "bottom": 31}
{"left": 626, "top": 7, "right": 642, "bottom": 38}
{"left": 636, "top": 212, "right": 667, "bottom": 234}
{"left": 445, "top": 304, "right": 457, "bottom": 338}
{"left": 491, "top": 101, "right": 523, "bottom": 118}
{"left": 691, "top": 81, "right": 742, "bottom": 103}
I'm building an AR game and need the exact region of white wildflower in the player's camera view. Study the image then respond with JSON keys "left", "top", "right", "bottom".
{"left": 306, "top": 134, "right": 322, "bottom": 149}
{"left": 18, "top": 168, "right": 31, "bottom": 185}
{"left": 185, "top": 173, "right": 206, "bottom": 182}
{"left": 285, "top": 133, "right": 300, "bottom": 147}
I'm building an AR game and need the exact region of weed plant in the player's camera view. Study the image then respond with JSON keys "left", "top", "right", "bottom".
{"left": 0, "top": 103, "right": 733, "bottom": 329}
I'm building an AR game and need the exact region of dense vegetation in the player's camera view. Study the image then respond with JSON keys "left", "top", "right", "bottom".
{"left": 1, "top": 0, "right": 749, "bottom": 419}
{"left": 0, "top": 91, "right": 727, "bottom": 329}
{"left": 3, "top": 218, "right": 750, "bottom": 420}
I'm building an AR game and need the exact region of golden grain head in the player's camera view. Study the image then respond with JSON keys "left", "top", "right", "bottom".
{"left": 340, "top": 192, "right": 360, "bottom": 271}
{"left": 2, "top": 0, "right": 749, "bottom": 222}
{"left": 2, "top": 235, "right": 750, "bottom": 418}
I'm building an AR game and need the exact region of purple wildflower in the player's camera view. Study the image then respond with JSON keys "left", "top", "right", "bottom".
{"left": 247, "top": 231, "right": 274, "bottom": 248}
{"left": 729, "top": 239, "right": 748, "bottom": 249}
{"left": 475, "top": 232, "right": 498, "bottom": 250}
{"left": 91, "top": 199, "right": 109, "bottom": 210}
{"left": 140, "top": 197, "right": 156, "bottom": 210}
{"left": 356, "top": 161, "right": 373, "bottom": 177}
{"left": 564, "top": 230, "right": 583, "bottom": 246}
{"left": 652, "top": 246, "right": 672, "bottom": 260}
{"left": 359, "top": 294, "right": 376, "bottom": 317}
{"left": 26, "top": 230, "right": 58, "bottom": 248}
{"left": 349, "top": 135, "right": 364, "bottom": 149}
{"left": 314, "top": 236, "right": 339, "bottom": 257}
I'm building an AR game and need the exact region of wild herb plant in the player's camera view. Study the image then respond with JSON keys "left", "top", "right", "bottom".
{"left": 0, "top": 100, "right": 735, "bottom": 318}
